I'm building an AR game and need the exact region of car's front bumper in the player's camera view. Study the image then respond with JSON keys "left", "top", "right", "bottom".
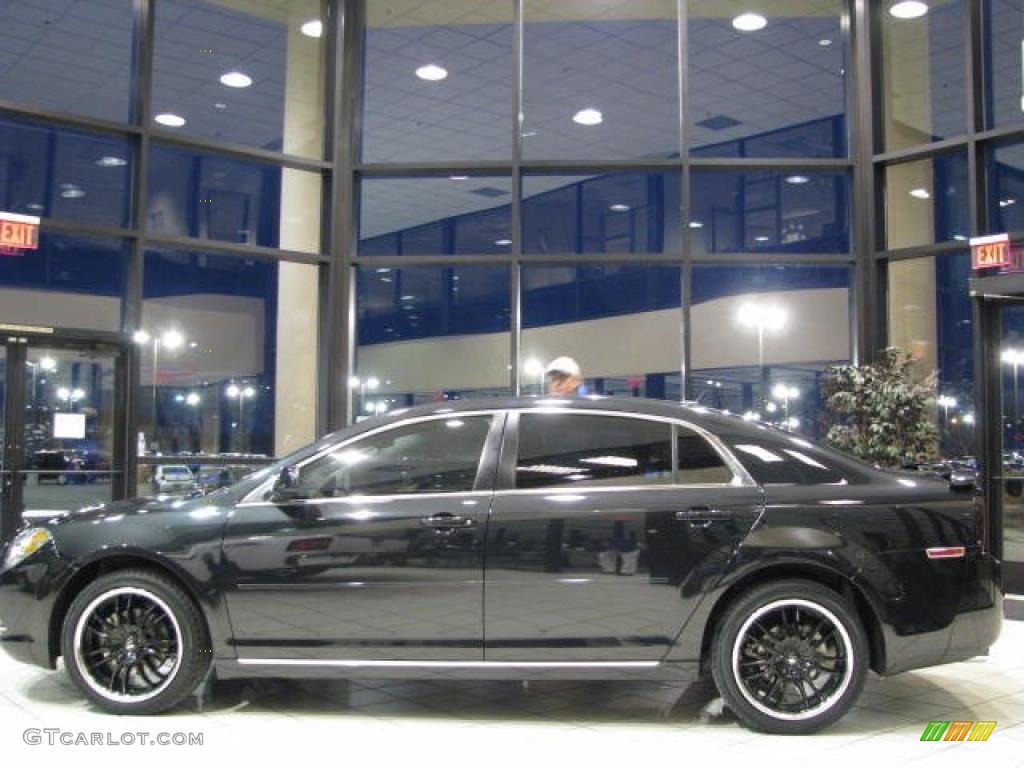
{"left": 0, "top": 537, "right": 77, "bottom": 670}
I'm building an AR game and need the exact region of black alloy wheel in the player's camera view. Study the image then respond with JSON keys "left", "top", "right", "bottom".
{"left": 62, "top": 569, "right": 211, "bottom": 714}
{"left": 711, "top": 579, "right": 867, "bottom": 734}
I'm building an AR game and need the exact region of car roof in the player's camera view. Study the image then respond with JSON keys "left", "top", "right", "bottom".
{"left": 355, "top": 395, "right": 760, "bottom": 437}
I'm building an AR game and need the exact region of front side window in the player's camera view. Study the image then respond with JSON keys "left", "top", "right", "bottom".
{"left": 294, "top": 416, "right": 493, "bottom": 498}
{"left": 515, "top": 414, "right": 672, "bottom": 489}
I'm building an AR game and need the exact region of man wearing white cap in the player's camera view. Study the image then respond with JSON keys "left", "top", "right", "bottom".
{"left": 545, "top": 356, "right": 588, "bottom": 396}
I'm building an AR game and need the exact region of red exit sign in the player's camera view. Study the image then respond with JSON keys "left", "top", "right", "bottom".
{"left": 0, "top": 212, "right": 40, "bottom": 251}
{"left": 971, "top": 233, "right": 1013, "bottom": 271}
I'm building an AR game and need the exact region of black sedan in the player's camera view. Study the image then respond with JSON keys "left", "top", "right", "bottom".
{"left": 0, "top": 397, "right": 1002, "bottom": 734}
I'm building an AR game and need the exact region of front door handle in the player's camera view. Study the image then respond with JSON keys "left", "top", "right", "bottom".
{"left": 420, "top": 513, "right": 475, "bottom": 528}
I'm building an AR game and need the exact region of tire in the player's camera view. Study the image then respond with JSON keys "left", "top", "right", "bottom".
{"left": 61, "top": 569, "right": 211, "bottom": 715}
{"left": 711, "top": 579, "right": 867, "bottom": 735}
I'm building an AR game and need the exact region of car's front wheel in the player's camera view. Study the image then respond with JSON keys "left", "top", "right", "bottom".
{"left": 711, "top": 579, "right": 867, "bottom": 734}
{"left": 62, "top": 569, "right": 210, "bottom": 714}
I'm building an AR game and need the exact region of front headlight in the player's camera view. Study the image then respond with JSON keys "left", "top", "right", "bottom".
{"left": 3, "top": 528, "right": 55, "bottom": 570}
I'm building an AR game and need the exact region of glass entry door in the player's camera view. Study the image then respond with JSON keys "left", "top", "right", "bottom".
{"left": 998, "top": 305, "right": 1024, "bottom": 593}
{"left": 1, "top": 336, "right": 127, "bottom": 539}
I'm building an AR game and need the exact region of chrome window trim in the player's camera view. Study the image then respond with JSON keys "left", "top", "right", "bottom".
{"left": 240, "top": 410, "right": 504, "bottom": 504}
{"left": 240, "top": 405, "right": 756, "bottom": 505}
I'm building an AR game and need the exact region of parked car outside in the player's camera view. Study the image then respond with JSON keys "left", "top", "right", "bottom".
{"left": 150, "top": 465, "right": 197, "bottom": 496}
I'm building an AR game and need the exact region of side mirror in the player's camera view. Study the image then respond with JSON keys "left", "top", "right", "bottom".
{"left": 270, "top": 466, "right": 305, "bottom": 504}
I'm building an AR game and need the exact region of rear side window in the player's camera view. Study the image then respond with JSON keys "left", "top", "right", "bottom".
{"left": 677, "top": 427, "right": 732, "bottom": 484}
{"left": 516, "top": 414, "right": 672, "bottom": 489}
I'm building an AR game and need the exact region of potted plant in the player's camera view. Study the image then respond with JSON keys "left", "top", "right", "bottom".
{"left": 823, "top": 346, "right": 939, "bottom": 467}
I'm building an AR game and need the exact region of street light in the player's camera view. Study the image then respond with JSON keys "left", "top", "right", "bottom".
{"left": 226, "top": 383, "right": 257, "bottom": 450}
{"left": 134, "top": 328, "right": 188, "bottom": 434}
{"left": 1003, "top": 348, "right": 1024, "bottom": 434}
{"left": 937, "top": 395, "right": 958, "bottom": 431}
{"left": 738, "top": 302, "right": 788, "bottom": 405}
{"left": 771, "top": 383, "right": 800, "bottom": 422}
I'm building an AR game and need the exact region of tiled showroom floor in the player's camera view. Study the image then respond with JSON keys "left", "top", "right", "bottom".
{"left": 0, "top": 608, "right": 1021, "bottom": 767}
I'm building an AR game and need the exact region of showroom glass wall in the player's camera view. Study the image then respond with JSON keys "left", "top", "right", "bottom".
{"left": 6, "top": 0, "right": 1022, "bottom": 494}
{"left": 0, "top": 0, "right": 327, "bottom": 493}
{"left": 354, "top": 0, "right": 855, "bottom": 439}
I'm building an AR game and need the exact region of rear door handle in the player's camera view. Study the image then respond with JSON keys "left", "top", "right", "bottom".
{"left": 420, "top": 513, "right": 475, "bottom": 528}
{"left": 675, "top": 506, "right": 730, "bottom": 524}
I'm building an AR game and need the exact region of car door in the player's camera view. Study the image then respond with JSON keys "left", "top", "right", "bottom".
{"left": 483, "top": 409, "right": 762, "bottom": 662}
{"left": 220, "top": 412, "right": 503, "bottom": 661}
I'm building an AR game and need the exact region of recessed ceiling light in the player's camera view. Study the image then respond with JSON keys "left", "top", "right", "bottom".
{"left": 689, "top": 220, "right": 704, "bottom": 229}
{"left": 1000, "top": 198, "right": 1017, "bottom": 207}
{"left": 155, "top": 113, "right": 186, "bottom": 127}
{"left": 60, "top": 186, "right": 85, "bottom": 199}
{"left": 415, "top": 64, "right": 448, "bottom": 81}
{"left": 953, "top": 234, "right": 968, "bottom": 241}
{"left": 609, "top": 203, "right": 631, "bottom": 212}
{"left": 214, "top": 102, "right": 227, "bottom": 111}
{"left": 449, "top": 175, "right": 469, "bottom": 181}
{"left": 889, "top": 1, "right": 929, "bottom": 19}
{"left": 301, "top": 19, "right": 322, "bottom": 38}
{"left": 96, "top": 156, "right": 127, "bottom": 167}
{"left": 495, "top": 239, "right": 513, "bottom": 246}
{"left": 909, "top": 187, "right": 931, "bottom": 199}
{"left": 754, "top": 235, "right": 770, "bottom": 242}
{"left": 732, "top": 12, "right": 768, "bottom": 32}
{"left": 572, "top": 108, "right": 603, "bottom": 126}
{"left": 26, "top": 203, "right": 44, "bottom": 211}
{"left": 220, "top": 71, "right": 253, "bottom": 88}
{"left": 400, "top": 294, "right": 415, "bottom": 301}
{"left": 819, "top": 38, "right": 833, "bottom": 47}
{"left": 785, "top": 175, "right": 810, "bottom": 185}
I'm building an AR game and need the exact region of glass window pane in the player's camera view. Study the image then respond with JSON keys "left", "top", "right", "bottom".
{"left": 359, "top": 176, "right": 512, "bottom": 257}
{"left": 523, "top": 172, "right": 681, "bottom": 255}
{"left": 521, "top": 264, "right": 682, "bottom": 398}
{"left": 988, "top": 142, "right": 1024, "bottom": 234}
{"left": 0, "top": 0, "right": 134, "bottom": 122}
{"left": 516, "top": 414, "right": 673, "bottom": 489}
{"left": 356, "top": 265, "right": 511, "bottom": 411}
{"left": 0, "top": 115, "right": 132, "bottom": 227}
{"left": 146, "top": 144, "right": 322, "bottom": 253}
{"left": 688, "top": 1, "right": 847, "bottom": 158}
{"left": 362, "top": 1, "right": 513, "bottom": 163}
{"left": 0, "top": 233, "right": 125, "bottom": 332}
{"left": 690, "top": 264, "right": 852, "bottom": 438}
{"left": 881, "top": 0, "right": 966, "bottom": 150}
{"left": 884, "top": 152, "right": 969, "bottom": 249}
{"left": 690, "top": 170, "right": 849, "bottom": 254}
{"left": 297, "top": 416, "right": 492, "bottom": 497}
{"left": 677, "top": 428, "right": 731, "bottom": 484}
{"left": 522, "top": 1, "right": 679, "bottom": 160}
{"left": 141, "top": 248, "right": 320, "bottom": 458}
{"left": 985, "top": 0, "right": 1024, "bottom": 129}
{"left": 152, "top": 0, "right": 326, "bottom": 157}
{"left": 887, "top": 251, "right": 974, "bottom": 455}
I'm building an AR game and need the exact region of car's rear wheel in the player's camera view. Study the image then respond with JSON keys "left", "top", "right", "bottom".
{"left": 711, "top": 579, "right": 867, "bottom": 734}
{"left": 62, "top": 569, "right": 210, "bottom": 714}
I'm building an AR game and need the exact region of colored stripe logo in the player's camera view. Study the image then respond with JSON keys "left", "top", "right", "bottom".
{"left": 921, "top": 721, "right": 997, "bottom": 742}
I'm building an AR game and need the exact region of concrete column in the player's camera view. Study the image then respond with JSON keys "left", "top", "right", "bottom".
{"left": 274, "top": 14, "right": 323, "bottom": 455}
